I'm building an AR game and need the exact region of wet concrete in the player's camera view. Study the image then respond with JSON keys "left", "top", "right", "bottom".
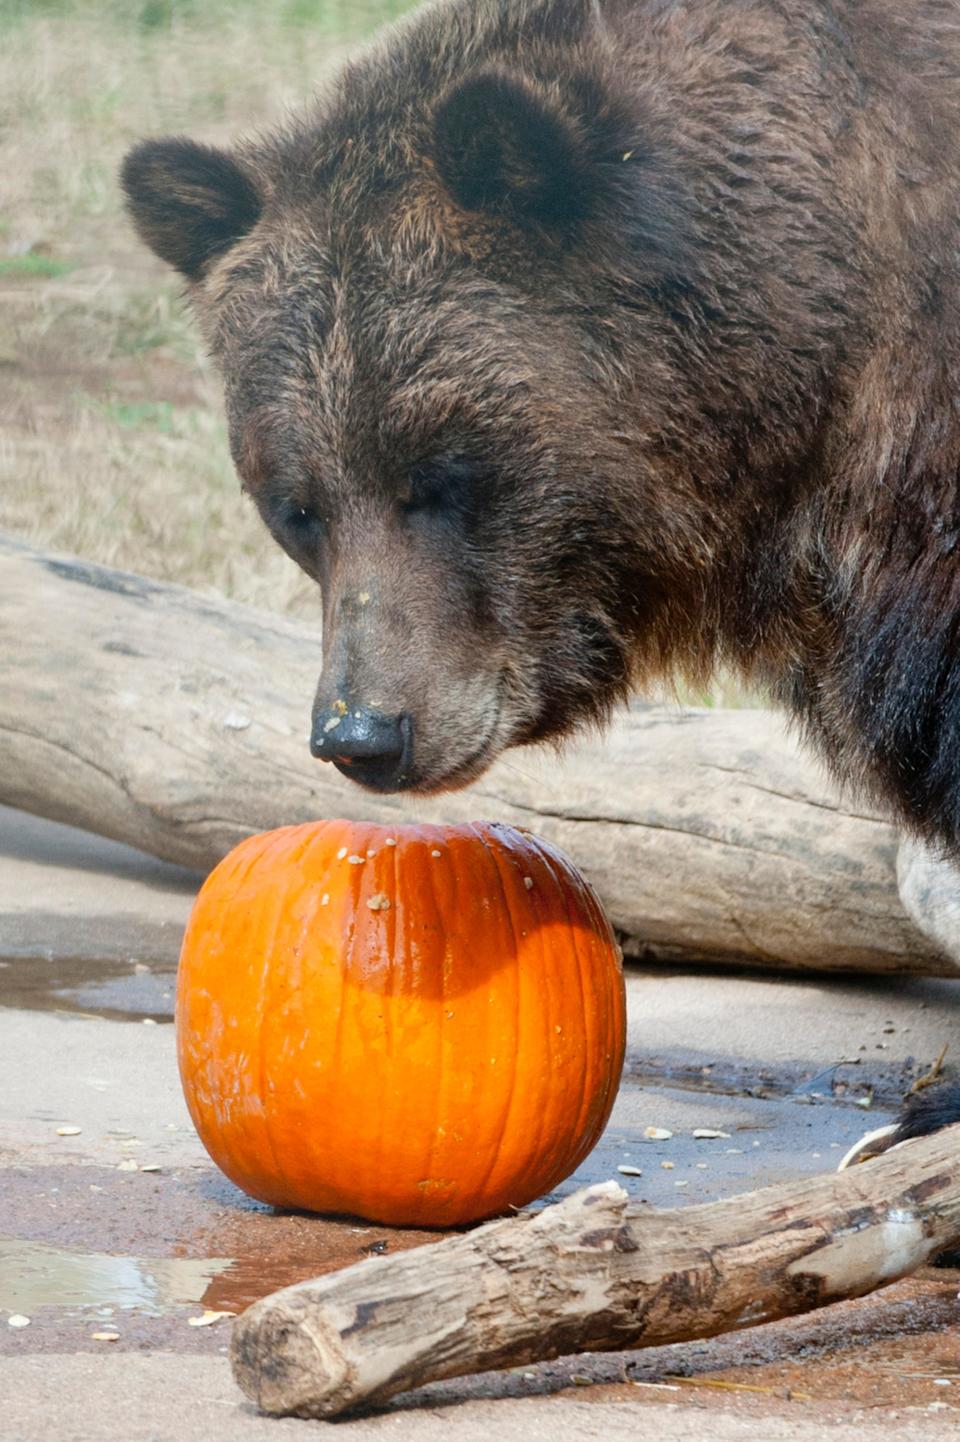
{"left": 2, "top": 809, "right": 960, "bottom": 1438}
{"left": 0, "top": 804, "right": 199, "bottom": 968}
{"left": 0, "top": 954, "right": 176, "bottom": 1023}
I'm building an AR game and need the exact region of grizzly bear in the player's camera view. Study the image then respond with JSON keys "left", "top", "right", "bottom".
{"left": 122, "top": 0, "right": 960, "bottom": 1137}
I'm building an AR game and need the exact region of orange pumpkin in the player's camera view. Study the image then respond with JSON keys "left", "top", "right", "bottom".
{"left": 176, "top": 819, "right": 625, "bottom": 1226}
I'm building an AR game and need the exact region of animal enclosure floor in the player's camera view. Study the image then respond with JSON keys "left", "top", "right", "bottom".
{"left": 1, "top": 805, "right": 959, "bottom": 1439}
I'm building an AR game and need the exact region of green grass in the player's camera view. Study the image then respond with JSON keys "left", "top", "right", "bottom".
{"left": 101, "top": 398, "right": 176, "bottom": 430}
{"left": 0, "top": 253, "right": 74, "bottom": 277}
{"left": 0, "top": 0, "right": 411, "bottom": 33}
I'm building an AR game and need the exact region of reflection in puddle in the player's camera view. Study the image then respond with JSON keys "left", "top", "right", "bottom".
{"left": 0, "top": 1237, "right": 232, "bottom": 1314}
{"left": 0, "top": 956, "right": 175, "bottom": 1023}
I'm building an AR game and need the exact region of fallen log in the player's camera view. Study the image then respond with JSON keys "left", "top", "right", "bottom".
{"left": 230, "top": 1124, "right": 960, "bottom": 1419}
{"left": 0, "top": 533, "right": 946, "bottom": 973}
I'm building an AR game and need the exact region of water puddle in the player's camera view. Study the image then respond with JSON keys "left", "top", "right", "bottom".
{"left": 626, "top": 1058, "right": 881, "bottom": 1107}
{"left": 0, "top": 1237, "right": 231, "bottom": 1315}
{"left": 0, "top": 956, "right": 175, "bottom": 1023}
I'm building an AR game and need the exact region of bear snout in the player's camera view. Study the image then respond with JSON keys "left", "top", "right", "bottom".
{"left": 310, "top": 702, "right": 412, "bottom": 792}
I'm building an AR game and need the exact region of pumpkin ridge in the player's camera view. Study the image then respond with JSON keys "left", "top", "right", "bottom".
{"left": 519, "top": 836, "right": 557, "bottom": 1197}
{"left": 545, "top": 846, "right": 594, "bottom": 1176}
{"left": 255, "top": 829, "right": 307, "bottom": 1204}
{"left": 574, "top": 875, "right": 624, "bottom": 1161}
{"left": 470, "top": 825, "right": 524, "bottom": 1213}
{"left": 417, "top": 828, "right": 446, "bottom": 1220}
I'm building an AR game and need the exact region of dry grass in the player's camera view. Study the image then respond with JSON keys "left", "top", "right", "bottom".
{"left": 0, "top": 0, "right": 408, "bottom": 616}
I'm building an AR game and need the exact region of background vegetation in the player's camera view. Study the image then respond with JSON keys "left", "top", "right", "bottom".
{"left": 0, "top": 0, "right": 411, "bottom": 617}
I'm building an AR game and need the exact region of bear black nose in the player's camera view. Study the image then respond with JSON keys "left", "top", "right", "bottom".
{"left": 310, "top": 705, "right": 411, "bottom": 791}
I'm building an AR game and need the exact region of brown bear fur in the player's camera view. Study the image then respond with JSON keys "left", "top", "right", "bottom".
{"left": 122, "top": 0, "right": 960, "bottom": 839}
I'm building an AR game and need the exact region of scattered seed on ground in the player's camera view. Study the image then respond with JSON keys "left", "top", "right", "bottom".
{"left": 692, "top": 1128, "right": 730, "bottom": 1139}
{"left": 188, "top": 1310, "right": 235, "bottom": 1328}
{"left": 645, "top": 1127, "right": 673, "bottom": 1140}
{"left": 56, "top": 1126, "right": 81, "bottom": 1136}
{"left": 7, "top": 1315, "right": 30, "bottom": 1328}
{"left": 91, "top": 1331, "right": 120, "bottom": 1342}
{"left": 617, "top": 1165, "right": 643, "bottom": 1177}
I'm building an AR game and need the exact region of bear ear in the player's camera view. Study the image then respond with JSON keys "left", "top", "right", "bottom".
{"left": 432, "top": 70, "right": 599, "bottom": 230}
{"left": 121, "top": 137, "right": 261, "bottom": 281}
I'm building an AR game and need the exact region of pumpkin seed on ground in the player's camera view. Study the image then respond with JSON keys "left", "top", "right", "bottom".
{"left": 187, "top": 1310, "right": 235, "bottom": 1327}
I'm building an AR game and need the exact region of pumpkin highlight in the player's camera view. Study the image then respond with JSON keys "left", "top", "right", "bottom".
{"left": 176, "top": 820, "right": 625, "bottom": 1226}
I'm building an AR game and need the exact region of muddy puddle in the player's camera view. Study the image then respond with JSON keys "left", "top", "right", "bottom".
{"left": 0, "top": 1165, "right": 446, "bottom": 1336}
{"left": 0, "top": 1237, "right": 233, "bottom": 1315}
{"left": 0, "top": 955, "right": 174, "bottom": 1023}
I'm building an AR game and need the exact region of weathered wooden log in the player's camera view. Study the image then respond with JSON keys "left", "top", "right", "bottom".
{"left": 230, "top": 1124, "right": 960, "bottom": 1418}
{"left": 0, "top": 533, "right": 946, "bottom": 972}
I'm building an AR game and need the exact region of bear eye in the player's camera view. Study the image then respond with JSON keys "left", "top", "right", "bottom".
{"left": 289, "top": 504, "right": 321, "bottom": 533}
{"left": 267, "top": 496, "right": 327, "bottom": 549}
{"left": 403, "top": 455, "right": 480, "bottom": 517}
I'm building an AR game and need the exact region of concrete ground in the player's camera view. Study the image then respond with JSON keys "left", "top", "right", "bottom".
{"left": 2, "top": 803, "right": 960, "bottom": 1440}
